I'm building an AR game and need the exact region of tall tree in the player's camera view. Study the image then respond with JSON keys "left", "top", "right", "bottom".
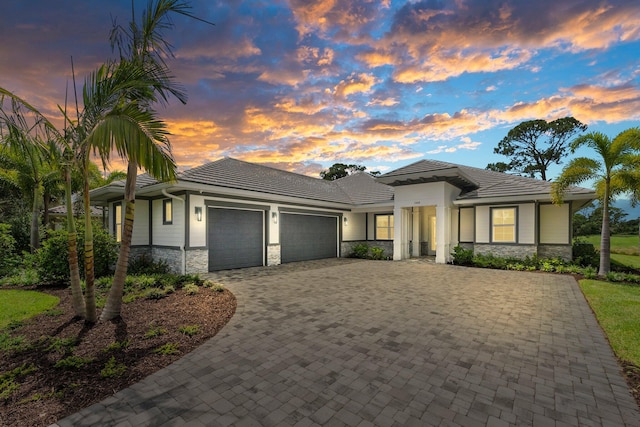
{"left": 99, "top": 0, "right": 213, "bottom": 321}
{"left": 1, "top": 88, "right": 87, "bottom": 318}
{"left": 552, "top": 128, "right": 640, "bottom": 275}
{"left": 321, "top": 163, "right": 368, "bottom": 180}
{"left": 487, "top": 117, "right": 587, "bottom": 180}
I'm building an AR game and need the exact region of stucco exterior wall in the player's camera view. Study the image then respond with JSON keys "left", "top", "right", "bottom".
{"left": 539, "top": 203, "right": 570, "bottom": 244}
{"left": 342, "top": 212, "right": 366, "bottom": 241}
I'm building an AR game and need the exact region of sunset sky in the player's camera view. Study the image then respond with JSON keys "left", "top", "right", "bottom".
{"left": 1, "top": 0, "right": 639, "bottom": 179}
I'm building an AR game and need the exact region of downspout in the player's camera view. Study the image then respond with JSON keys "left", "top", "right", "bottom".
{"left": 162, "top": 189, "right": 186, "bottom": 274}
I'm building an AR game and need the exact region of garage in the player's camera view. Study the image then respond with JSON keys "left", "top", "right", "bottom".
{"left": 208, "top": 207, "right": 264, "bottom": 271}
{"left": 280, "top": 213, "right": 338, "bottom": 263}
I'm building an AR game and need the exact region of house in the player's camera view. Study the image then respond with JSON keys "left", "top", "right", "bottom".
{"left": 89, "top": 157, "right": 595, "bottom": 274}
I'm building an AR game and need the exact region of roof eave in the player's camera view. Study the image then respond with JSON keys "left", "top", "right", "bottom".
{"left": 453, "top": 191, "right": 596, "bottom": 206}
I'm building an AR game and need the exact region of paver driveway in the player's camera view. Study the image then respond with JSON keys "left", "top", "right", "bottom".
{"left": 55, "top": 259, "right": 640, "bottom": 426}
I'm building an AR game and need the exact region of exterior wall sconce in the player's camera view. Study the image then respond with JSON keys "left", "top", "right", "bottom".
{"left": 272, "top": 211, "right": 278, "bottom": 224}
{"left": 343, "top": 216, "right": 348, "bottom": 226}
{"left": 195, "top": 206, "right": 203, "bottom": 222}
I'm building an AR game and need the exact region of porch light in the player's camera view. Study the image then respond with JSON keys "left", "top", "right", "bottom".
{"left": 195, "top": 206, "right": 202, "bottom": 222}
{"left": 272, "top": 211, "right": 278, "bottom": 224}
{"left": 343, "top": 216, "right": 348, "bottom": 226}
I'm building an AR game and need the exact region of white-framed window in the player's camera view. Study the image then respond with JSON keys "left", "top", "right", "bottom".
{"left": 114, "top": 202, "right": 122, "bottom": 243}
{"left": 491, "top": 207, "right": 516, "bottom": 243}
{"left": 375, "top": 214, "right": 394, "bottom": 240}
{"left": 163, "top": 199, "right": 173, "bottom": 225}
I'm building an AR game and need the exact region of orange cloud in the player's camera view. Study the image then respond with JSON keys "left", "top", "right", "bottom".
{"left": 333, "top": 73, "right": 378, "bottom": 98}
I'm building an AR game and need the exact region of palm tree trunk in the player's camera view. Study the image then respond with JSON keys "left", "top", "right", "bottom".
{"left": 83, "top": 165, "right": 97, "bottom": 323}
{"left": 100, "top": 161, "right": 137, "bottom": 321}
{"left": 65, "top": 165, "right": 85, "bottom": 318}
{"left": 599, "top": 181, "right": 611, "bottom": 276}
{"left": 30, "top": 184, "right": 41, "bottom": 252}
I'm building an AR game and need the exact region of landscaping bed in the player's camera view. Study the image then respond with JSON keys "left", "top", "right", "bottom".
{"left": 0, "top": 283, "right": 236, "bottom": 426}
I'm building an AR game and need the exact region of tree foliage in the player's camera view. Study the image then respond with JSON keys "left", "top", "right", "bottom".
{"left": 487, "top": 117, "right": 587, "bottom": 180}
{"left": 320, "top": 163, "right": 379, "bottom": 180}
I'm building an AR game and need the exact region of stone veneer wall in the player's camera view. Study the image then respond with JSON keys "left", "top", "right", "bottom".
{"left": 151, "top": 247, "right": 183, "bottom": 274}
{"left": 186, "top": 249, "right": 208, "bottom": 274}
{"left": 341, "top": 240, "right": 394, "bottom": 259}
{"left": 128, "top": 246, "right": 151, "bottom": 262}
{"left": 537, "top": 245, "right": 572, "bottom": 261}
{"left": 474, "top": 244, "right": 537, "bottom": 259}
{"left": 267, "top": 244, "right": 281, "bottom": 266}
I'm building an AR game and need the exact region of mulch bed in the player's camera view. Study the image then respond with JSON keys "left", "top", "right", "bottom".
{"left": 0, "top": 285, "right": 236, "bottom": 427}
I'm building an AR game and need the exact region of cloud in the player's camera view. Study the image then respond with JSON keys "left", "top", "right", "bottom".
{"left": 333, "top": 73, "right": 379, "bottom": 98}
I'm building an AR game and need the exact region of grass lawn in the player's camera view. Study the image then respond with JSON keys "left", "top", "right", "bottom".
{"left": 612, "top": 253, "right": 640, "bottom": 270}
{"left": 581, "top": 234, "right": 639, "bottom": 255}
{"left": 580, "top": 279, "right": 640, "bottom": 365}
{"left": 0, "top": 290, "right": 60, "bottom": 330}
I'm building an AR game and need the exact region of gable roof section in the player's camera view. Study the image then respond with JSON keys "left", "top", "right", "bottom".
{"left": 378, "top": 159, "right": 594, "bottom": 201}
{"left": 179, "top": 158, "right": 355, "bottom": 204}
{"left": 334, "top": 172, "right": 394, "bottom": 205}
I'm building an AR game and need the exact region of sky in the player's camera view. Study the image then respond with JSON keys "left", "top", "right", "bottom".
{"left": 1, "top": 0, "right": 640, "bottom": 180}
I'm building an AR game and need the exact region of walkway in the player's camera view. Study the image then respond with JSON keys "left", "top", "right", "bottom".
{"left": 54, "top": 259, "right": 640, "bottom": 426}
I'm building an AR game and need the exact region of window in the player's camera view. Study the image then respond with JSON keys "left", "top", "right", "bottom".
{"left": 163, "top": 199, "right": 173, "bottom": 225}
{"left": 492, "top": 207, "right": 516, "bottom": 243}
{"left": 375, "top": 214, "right": 394, "bottom": 240}
{"left": 114, "top": 203, "right": 122, "bottom": 243}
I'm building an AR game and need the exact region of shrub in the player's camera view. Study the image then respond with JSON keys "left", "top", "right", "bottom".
{"left": 572, "top": 240, "right": 598, "bottom": 267}
{"left": 351, "top": 243, "right": 370, "bottom": 259}
{"left": 0, "top": 333, "right": 27, "bottom": 354}
{"left": 35, "top": 220, "right": 118, "bottom": 283}
{"left": 127, "top": 254, "right": 170, "bottom": 275}
{"left": 0, "top": 364, "right": 37, "bottom": 400}
{"left": 0, "top": 223, "right": 19, "bottom": 276}
{"left": 451, "top": 246, "right": 474, "bottom": 266}
{"left": 100, "top": 356, "right": 127, "bottom": 378}
{"left": 144, "top": 287, "right": 169, "bottom": 300}
{"left": 0, "top": 268, "right": 40, "bottom": 287}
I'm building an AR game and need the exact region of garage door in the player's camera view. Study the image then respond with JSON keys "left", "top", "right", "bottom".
{"left": 280, "top": 213, "right": 338, "bottom": 263}
{"left": 208, "top": 208, "right": 264, "bottom": 271}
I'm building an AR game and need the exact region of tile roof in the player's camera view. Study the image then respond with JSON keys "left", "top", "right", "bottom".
{"left": 334, "top": 172, "right": 394, "bottom": 205}
{"left": 178, "top": 158, "right": 355, "bottom": 204}
{"left": 379, "top": 159, "right": 593, "bottom": 200}
{"left": 101, "top": 157, "right": 593, "bottom": 206}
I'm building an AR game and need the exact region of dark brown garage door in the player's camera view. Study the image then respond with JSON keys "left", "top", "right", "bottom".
{"left": 208, "top": 208, "right": 264, "bottom": 271}
{"left": 280, "top": 213, "right": 338, "bottom": 263}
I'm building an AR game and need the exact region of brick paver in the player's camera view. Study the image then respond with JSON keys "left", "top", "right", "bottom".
{"left": 53, "top": 259, "right": 640, "bottom": 426}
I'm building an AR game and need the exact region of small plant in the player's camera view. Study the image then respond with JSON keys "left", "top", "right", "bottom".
{"left": 144, "top": 326, "right": 167, "bottom": 339}
{"left": 6, "top": 320, "right": 24, "bottom": 330}
{"left": 144, "top": 287, "right": 169, "bottom": 300}
{"left": 583, "top": 266, "right": 598, "bottom": 279}
{"left": 95, "top": 276, "right": 113, "bottom": 291}
{"left": 46, "top": 337, "right": 78, "bottom": 354}
{"left": 100, "top": 356, "right": 127, "bottom": 378}
{"left": 203, "top": 280, "right": 225, "bottom": 292}
{"left": 369, "top": 247, "right": 385, "bottom": 260}
{"left": 103, "top": 339, "right": 130, "bottom": 353}
{"left": 54, "top": 355, "right": 94, "bottom": 370}
{"left": 178, "top": 325, "right": 200, "bottom": 337}
{"left": 451, "top": 245, "right": 474, "bottom": 266}
{"left": 183, "top": 283, "right": 199, "bottom": 295}
{"left": 540, "top": 261, "right": 555, "bottom": 272}
{"left": 0, "top": 333, "right": 27, "bottom": 353}
{"left": 0, "top": 364, "right": 37, "bottom": 399}
{"left": 44, "top": 308, "right": 65, "bottom": 317}
{"left": 154, "top": 343, "right": 180, "bottom": 355}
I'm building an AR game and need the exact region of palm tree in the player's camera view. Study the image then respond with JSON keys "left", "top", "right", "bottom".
{"left": 552, "top": 128, "right": 640, "bottom": 275}
{"left": 99, "top": 0, "right": 212, "bottom": 321}
{"left": 1, "top": 89, "right": 87, "bottom": 318}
